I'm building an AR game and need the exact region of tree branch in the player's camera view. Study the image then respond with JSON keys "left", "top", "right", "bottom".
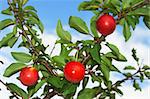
{"left": 112, "top": 68, "right": 142, "bottom": 88}
{"left": 0, "top": 79, "right": 19, "bottom": 99}
{"left": 7, "top": 0, "right": 57, "bottom": 76}
{"left": 116, "top": 0, "right": 149, "bottom": 24}
{"left": 43, "top": 90, "right": 57, "bottom": 99}
{"left": 81, "top": 35, "right": 105, "bottom": 65}
{"left": 0, "top": 60, "right": 4, "bottom": 64}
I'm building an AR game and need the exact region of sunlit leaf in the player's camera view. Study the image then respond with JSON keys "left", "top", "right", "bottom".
{"left": 69, "top": 16, "right": 89, "bottom": 34}
{"left": 56, "top": 20, "right": 72, "bottom": 42}
{"left": 11, "top": 52, "right": 32, "bottom": 63}
{"left": 123, "top": 20, "right": 131, "bottom": 41}
{"left": 0, "top": 19, "right": 14, "bottom": 30}
{"left": 7, "top": 83, "right": 28, "bottom": 99}
{"left": 3, "top": 63, "right": 26, "bottom": 77}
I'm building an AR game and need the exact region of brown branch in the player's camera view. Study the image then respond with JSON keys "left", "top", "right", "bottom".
{"left": 116, "top": 0, "right": 149, "bottom": 24}
{"left": 40, "top": 61, "right": 57, "bottom": 76}
{"left": 81, "top": 54, "right": 91, "bottom": 65}
{"left": 0, "top": 61, "right": 4, "bottom": 64}
{"left": 43, "top": 90, "right": 57, "bottom": 99}
{"left": 81, "top": 36, "right": 105, "bottom": 65}
{"left": 0, "top": 79, "right": 19, "bottom": 99}
{"left": 8, "top": 0, "right": 57, "bottom": 76}
{"left": 112, "top": 68, "right": 142, "bottom": 88}
{"left": 50, "top": 41, "right": 57, "bottom": 57}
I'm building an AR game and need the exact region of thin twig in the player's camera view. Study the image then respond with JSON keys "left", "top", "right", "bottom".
{"left": 81, "top": 54, "right": 91, "bottom": 65}
{"left": 40, "top": 61, "right": 57, "bottom": 76}
{"left": 0, "top": 79, "right": 19, "bottom": 99}
{"left": 43, "top": 90, "right": 57, "bottom": 99}
{"left": 116, "top": 0, "right": 149, "bottom": 24}
{"left": 0, "top": 61, "right": 4, "bottom": 64}
{"left": 81, "top": 36, "right": 105, "bottom": 65}
{"left": 8, "top": 0, "right": 57, "bottom": 76}
{"left": 50, "top": 41, "right": 57, "bottom": 57}
{"left": 112, "top": 68, "right": 142, "bottom": 88}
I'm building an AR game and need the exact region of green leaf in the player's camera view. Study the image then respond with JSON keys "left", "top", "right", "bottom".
{"left": 63, "top": 84, "right": 77, "bottom": 96}
{"left": 27, "top": 16, "right": 44, "bottom": 33}
{"left": 24, "top": 6, "right": 37, "bottom": 12}
{"left": 52, "top": 56, "right": 65, "bottom": 66}
{"left": 11, "top": 52, "right": 32, "bottom": 63}
{"left": 100, "top": 64, "right": 110, "bottom": 81}
{"left": 105, "top": 52, "right": 127, "bottom": 62}
{"left": 142, "top": 65, "right": 150, "bottom": 70}
{"left": 130, "top": 0, "right": 144, "bottom": 7}
{"left": 25, "top": 11, "right": 38, "bottom": 19}
{"left": 124, "top": 66, "right": 136, "bottom": 70}
{"left": 22, "top": 0, "right": 28, "bottom": 6}
{"left": 78, "top": 1, "right": 99, "bottom": 11}
{"left": 117, "top": 53, "right": 127, "bottom": 61}
{"left": 0, "top": 33, "right": 14, "bottom": 48}
{"left": 47, "top": 76, "right": 64, "bottom": 88}
{"left": 8, "top": 37, "right": 18, "bottom": 48}
{"left": 133, "top": 80, "right": 141, "bottom": 91}
{"left": 123, "top": 20, "right": 131, "bottom": 41}
{"left": 7, "top": 83, "right": 28, "bottom": 99}
{"left": 128, "top": 7, "right": 150, "bottom": 16}
{"left": 13, "top": 26, "right": 18, "bottom": 35}
{"left": 38, "top": 20, "right": 44, "bottom": 33}
{"left": 56, "top": 20, "right": 72, "bottom": 42}
{"left": 41, "top": 71, "right": 49, "bottom": 78}
{"left": 132, "top": 48, "right": 139, "bottom": 62}
{"left": 69, "top": 16, "right": 89, "bottom": 34}
{"left": 113, "top": 88, "right": 123, "bottom": 95}
{"left": 110, "top": 65, "right": 120, "bottom": 72}
{"left": 144, "top": 71, "right": 150, "bottom": 79}
{"left": 101, "top": 55, "right": 120, "bottom": 72}
{"left": 28, "top": 16, "right": 39, "bottom": 24}
{"left": 105, "top": 52, "right": 118, "bottom": 59}
{"left": 0, "top": 19, "right": 14, "bottom": 30}
{"left": 78, "top": 88, "right": 97, "bottom": 99}
{"left": 28, "top": 79, "right": 46, "bottom": 97}
{"left": 90, "top": 44, "right": 101, "bottom": 64}
{"left": 126, "top": 16, "right": 136, "bottom": 30}
{"left": 91, "top": 73, "right": 102, "bottom": 83}
{"left": 110, "top": 93, "right": 115, "bottom": 99}
{"left": 105, "top": 43, "right": 127, "bottom": 61}
{"left": 90, "top": 15, "right": 99, "bottom": 37}
{"left": 106, "top": 43, "right": 120, "bottom": 55}
{"left": 104, "top": 0, "right": 111, "bottom": 6}
{"left": 101, "top": 56, "right": 112, "bottom": 68}
{"left": 122, "top": 0, "right": 131, "bottom": 9}
{"left": 3, "top": 63, "right": 26, "bottom": 77}
{"left": 28, "top": 17, "right": 44, "bottom": 33}
{"left": 140, "top": 73, "right": 144, "bottom": 82}
{"left": 82, "top": 77, "right": 89, "bottom": 88}
{"left": 143, "top": 16, "right": 150, "bottom": 29}
{"left": 1, "top": 8, "right": 12, "bottom": 15}
{"left": 124, "top": 73, "right": 132, "bottom": 77}
{"left": 60, "top": 44, "right": 71, "bottom": 57}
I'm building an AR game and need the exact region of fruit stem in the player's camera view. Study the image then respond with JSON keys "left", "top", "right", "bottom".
{"left": 75, "top": 50, "right": 79, "bottom": 62}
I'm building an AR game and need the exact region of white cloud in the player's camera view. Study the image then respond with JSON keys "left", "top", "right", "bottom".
{"left": 116, "top": 83, "right": 150, "bottom": 99}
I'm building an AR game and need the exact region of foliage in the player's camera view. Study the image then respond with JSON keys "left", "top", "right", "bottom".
{"left": 0, "top": 0, "right": 150, "bottom": 99}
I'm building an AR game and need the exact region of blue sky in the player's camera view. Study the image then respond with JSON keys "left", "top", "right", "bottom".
{"left": 0, "top": 0, "right": 150, "bottom": 99}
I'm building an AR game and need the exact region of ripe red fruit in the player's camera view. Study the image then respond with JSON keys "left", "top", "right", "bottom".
{"left": 64, "top": 61, "right": 85, "bottom": 83}
{"left": 19, "top": 67, "right": 39, "bottom": 86}
{"left": 96, "top": 14, "right": 116, "bottom": 36}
